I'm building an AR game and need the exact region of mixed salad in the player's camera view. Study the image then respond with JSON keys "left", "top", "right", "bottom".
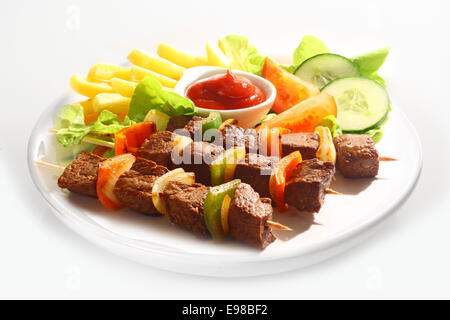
{"left": 55, "top": 35, "right": 390, "bottom": 155}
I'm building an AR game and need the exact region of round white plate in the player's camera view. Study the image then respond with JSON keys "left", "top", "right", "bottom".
{"left": 28, "top": 57, "right": 422, "bottom": 277}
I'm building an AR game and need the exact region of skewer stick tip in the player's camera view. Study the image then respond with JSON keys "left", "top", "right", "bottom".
{"left": 379, "top": 156, "right": 398, "bottom": 162}
{"left": 326, "top": 188, "right": 343, "bottom": 195}
{"left": 266, "top": 220, "right": 293, "bottom": 231}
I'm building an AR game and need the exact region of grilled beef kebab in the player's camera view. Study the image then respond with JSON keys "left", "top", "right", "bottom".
{"left": 57, "top": 152, "right": 276, "bottom": 249}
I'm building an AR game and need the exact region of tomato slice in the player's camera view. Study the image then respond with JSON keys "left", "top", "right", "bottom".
{"left": 114, "top": 122, "right": 156, "bottom": 156}
{"left": 262, "top": 58, "right": 319, "bottom": 113}
{"left": 269, "top": 151, "right": 302, "bottom": 212}
{"left": 261, "top": 92, "right": 337, "bottom": 133}
{"left": 97, "top": 153, "right": 136, "bottom": 210}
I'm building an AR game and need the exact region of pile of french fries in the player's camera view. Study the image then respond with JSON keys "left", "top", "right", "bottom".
{"left": 70, "top": 41, "right": 232, "bottom": 124}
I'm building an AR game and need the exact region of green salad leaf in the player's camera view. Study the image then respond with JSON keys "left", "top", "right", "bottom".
{"left": 255, "top": 112, "right": 278, "bottom": 128}
{"left": 128, "top": 77, "right": 197, "bottom": 122}
{"left": 219, "top": 35, "right": 267, "bottom": 75}
{"left": 317, "top": 114, "right": 385, "bottom": 143}
{"left": 279, "top": 64, "right": 296, "bottom": 73}
{"left": 365, "top": 127, "right": 384, "bottom": 143}
{"left": 351, "top": 46, "right": 390, "bottom": 87}
{"left": 293, "top": 35, "right": 329, "bottom": 68}
{"left": 318, "top": 115, "right": 343, "bottom": 138}
{"left": 55, "top": 104, "right": 132, "bottom": 147}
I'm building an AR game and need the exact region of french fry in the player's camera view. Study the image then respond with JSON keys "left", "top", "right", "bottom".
{"left": 206, "top": 41, "right": 230, "bottom": 68}
{"left": 87, "top": 63, "right": 131, "bottom": 81}
{"left": 128, "top": 48, "right": 185, "bottom": 80}
{"left": 92, "top": 93, "right": 130, "bottom": 119}
{"left": 76, "top": 99, "right": 98, "bottom": 124}
{"left": 130, "top": 66, "right": 177, "bottom": 88}
{"left": 110, "top": 78, "right": 137, "bottom": 98}
{"left": 157, "top": 42, "right": 208, "bottom": 68}
{"left": 84, "top": 113, "right": 99, "bottom": 125}
{"left": 78, "top": 99, "right": 95, "bottom": 115}
{"left": 70, "top": 74, "right": 114, "bottom": 98}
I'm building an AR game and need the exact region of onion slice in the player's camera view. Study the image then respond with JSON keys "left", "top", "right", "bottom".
{"left": 315, "top": 126, "right": 336, "bottom": 164}
{"left": 151, "top": 168, "right": 195, "bottom": 215}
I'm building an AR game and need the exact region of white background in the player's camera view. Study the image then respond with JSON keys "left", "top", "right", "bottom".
{"left": 1, "top": 0, "right": 449, "bottom": 299}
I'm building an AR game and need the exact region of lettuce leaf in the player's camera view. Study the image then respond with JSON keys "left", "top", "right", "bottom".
{"left": 293, "top": 35, "right": 329, "bottom": 68}
{"left": 128, "top": 77, "right": 197, "bottom": 122}
{"left": 54, "top": 104, "right": 86, "bottom": 130}
{"left": 318, "top": 115, "right": 343, "bottom": 138}
{"left": 351, "top": 47, "right": 390, "bottom": 87}
{"left": 279, "top": 64, "right": 296, "bottom": 73}
{"left": 365, "top": 127, "right": 384, "bottom": 143}
{"left": 317, "top": 114, "right": 385, "bottom": 143}
{"left": 219, "top": 35, "right": 267, "bottom": 75}
{"left": 254, "top": 112, "right": 278, "bottom": 128}
{"left": 55, "top": 104, "right": 132, "bottom": 147}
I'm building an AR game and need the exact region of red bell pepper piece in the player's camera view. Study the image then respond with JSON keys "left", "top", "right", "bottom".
{"left": 257, "top": 124, "right": 290, "bottom": 157}
{"left": 269, "top": 151, "right": 302, "bottom": 212}
{"left": 114, "top": 122, "right": 156, "bottom": 156}
{"left": 97, "top": 153, "right": 136, "bottom": 210}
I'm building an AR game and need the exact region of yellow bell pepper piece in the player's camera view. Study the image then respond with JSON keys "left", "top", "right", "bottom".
{"left": 157, "top": 42, "right": 208, "bottom": 68}
{"left": 130, "top": 66, "right": 177, "bottom": 88}
{"left": 92, "top": 93, "right": 131, "bottom": 118}
{"left": 110, "top": 78, "right": 137, "bottom": 98}
{"left": 128, "top": 48, "right": 185, "bottom": 80}
{"left": 87, "top": 63, "right": 131, "bottom": 81}
{"left": 206, "top": 41, "right": 230, "bottom": 68}
{"left": 70, "top": 75, "right": 114, "bottom": 98}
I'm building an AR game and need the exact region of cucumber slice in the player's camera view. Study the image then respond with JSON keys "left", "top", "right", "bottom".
{"left": 295, "top": 53, "right": 359, "bottom": 88}
{"left": 322, "top": 76, "right": 390, "bottom": 132}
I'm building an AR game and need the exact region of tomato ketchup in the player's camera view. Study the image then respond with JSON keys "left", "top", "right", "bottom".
{"left": 186, "top": 70, "right": 266, "bottom": 110}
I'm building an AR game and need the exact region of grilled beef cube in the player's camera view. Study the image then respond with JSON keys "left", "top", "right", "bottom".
{"left": 220, "top": 124, "right": 260, "bottom": 153}
{"left": 176, "top": 141, "right": 223, "bottom": 186}
{"left": 183, "top": 116, "right": 204, "bottom": 139}
{"left": 137, "top": 131, "right": 174, "bottom": 168}
{"left": 281, "top": 133, "right": 319, "bottom": 160}
{"left": 113, "top": 158, "right": 168, "bottom": 215}
{"left": 58, "top": 152, "right": 104, "bottom": 197}
{"left": 228, "top": 183, "right": 276, "bottom": 249}
{"left": 333, "top": 134, "right": 379, "bottom": 178}
{"left": 285, "top": 159, "right": 335, "bottom": 213}
{"left": 234, "top": 153, "right": 278, "bottom": 198}
{"left": 166, "top": 115, "right": 194, "bottom": 132}
{"left": 162, "top": 181, "right": 210, "bottom": 238}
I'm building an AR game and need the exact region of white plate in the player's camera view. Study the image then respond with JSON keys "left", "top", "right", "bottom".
{"left": 27, "top": 57, "right": 422, "bottom": 277}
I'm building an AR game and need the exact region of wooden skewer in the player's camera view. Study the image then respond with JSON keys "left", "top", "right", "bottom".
{"left": 379, "top": 156, "right": 398, "bottom": 162}
{"left": 266, "top": 220, "right": 293, "bottom": 231}
{"left": 35, "top": 159, "right": 293, "bottom": 231}
{"left": 50, "top": 127, "right": 399, "bottom": 164}
{"left": 35, "top": 160, "right": 65, "bottom": 171}
{"left": 326, "top": 188, "right": 343, "bottom": 195}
